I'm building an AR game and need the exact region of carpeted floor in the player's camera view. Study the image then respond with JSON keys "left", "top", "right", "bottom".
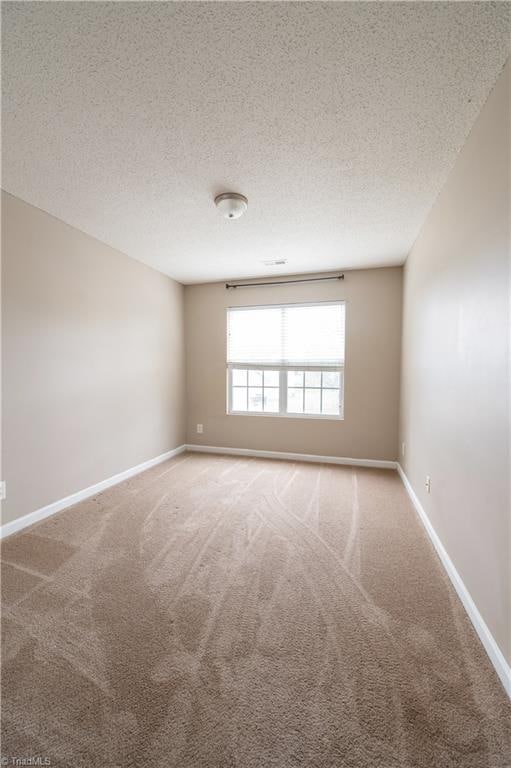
{"left": 1, "top": 452, "right": 510, "bottom": 767}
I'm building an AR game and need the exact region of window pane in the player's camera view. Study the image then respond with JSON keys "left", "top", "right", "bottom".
{"left": 305, "top": 371, "right": 321, "bottom": 387}
{"left": 288, "top": 370, "right": 304, "bottom": 387}
{"left": 263, "top": 388, "right": 279, "bottom": 412}
{"left": 322, "top": 371, "right": 340, "bottom": 388}
{"left": 322, "top": 388, "right": 340, "bottom": 415}
{"left": 232, "top": 387, "right": 247, "bottom": 411}
{"left": 232, "top": 369, "right": 247, "bottom": 386}
{"left": 264, "top": 370, "right": 279, "bottom": 387}
{"left": 228, "top": 307, "right": 283, "bottom": 364}
{"left": 228, "top": 304, "right": 345, "bottom": 366}
{"left": 287, "top": 387, "right": 304, "bottom": 413}
{"left": 248, "top": 387, "right": 263, "bottom": 411}
{"left": 282, "top": 304, "right": 345, "bottom": 366}
{"left": 248, "top": 370, "right": 263, "bottom": 386}
{"left": 305, "top": 388, "right": 321, "bottom": 414}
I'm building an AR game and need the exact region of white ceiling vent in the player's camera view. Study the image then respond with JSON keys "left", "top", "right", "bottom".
{"left": 261, "top": 259, "right": 287, "bottom": 266}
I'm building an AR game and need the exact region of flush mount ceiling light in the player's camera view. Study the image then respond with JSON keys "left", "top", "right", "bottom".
{"left": 214, "top": 192, "right": 248, "bottom": 220}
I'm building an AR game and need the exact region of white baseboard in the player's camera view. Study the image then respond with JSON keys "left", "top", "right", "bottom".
{"left": 185, "top": 443, "right": 397, "bottom": 469}
{"left": 0, "top": 445, "right": 187, "bottom": 540}
{"left": 397, "top": 464, "right": 511, "bottom": 699}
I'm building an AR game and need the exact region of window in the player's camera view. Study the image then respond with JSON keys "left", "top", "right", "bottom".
{"left": 227, "top": 301, "right": 345, "bottom": 418}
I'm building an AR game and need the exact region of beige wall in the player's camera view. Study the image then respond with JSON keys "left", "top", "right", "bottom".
{"left": 1, "top": 192, "right": 185, "bottom": 524}
{"left": 400, "top": 62, "right": 510, "bottom": 663}
{"left": 185, "top": 267, "right": 402, "bottom": 460}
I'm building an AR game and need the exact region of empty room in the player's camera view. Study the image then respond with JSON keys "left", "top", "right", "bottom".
{"left": 1, "top": 2, "right": 510, "bottom": 766}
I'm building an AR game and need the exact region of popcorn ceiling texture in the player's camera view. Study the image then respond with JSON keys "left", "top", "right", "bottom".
{"left": 1, "top": 453, "right": 511, "bottom": 767}
{"left": 2, "top": 2, "right": 510, "bottom": 283}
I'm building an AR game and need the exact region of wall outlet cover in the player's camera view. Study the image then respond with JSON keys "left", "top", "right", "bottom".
{"left": 196, "top": 424, "right": 203, "bottom": 434}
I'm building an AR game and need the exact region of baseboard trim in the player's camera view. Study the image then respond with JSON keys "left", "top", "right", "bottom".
{"left": 185, "top": 444, "right": 397, "bottom": 469}
{"left": 0, "top": 445, "right": 187, "bottom": 540}
{"left": 397, "top": 463, "right": 511, "bottom": 699}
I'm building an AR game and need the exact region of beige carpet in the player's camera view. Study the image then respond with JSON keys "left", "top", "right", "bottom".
{"left": 1, "top": 452, "right": 510, "bottom": 767}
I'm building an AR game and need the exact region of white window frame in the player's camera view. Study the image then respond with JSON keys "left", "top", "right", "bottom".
{"left": 226, "top": 300, "right": 345, "bottom": 420}
{"left": 227, "top": 365, "right": 344, "bottom": 420}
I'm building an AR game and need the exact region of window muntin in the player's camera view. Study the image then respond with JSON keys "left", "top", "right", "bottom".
{"left": 228, "top": 367, "right": 343, "bottom": 418}
{"left": 231, "top": 368, "right": 280, "bottom": 413}
{"left": 286, "top": 370, "right": 341, "bottom": 416}
{"left": 227, "top": 301, "right": 345, "bottom": 420}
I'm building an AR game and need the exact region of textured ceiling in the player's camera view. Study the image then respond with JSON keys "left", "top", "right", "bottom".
{"left": 2, "top": 2, "right": 510, "bottom": 284}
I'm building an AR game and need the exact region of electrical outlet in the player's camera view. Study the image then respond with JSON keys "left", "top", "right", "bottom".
{"left": 401, "top": 442, "right": 406, "bottom": 458}
{"left": 0, "top": 481, "right": 6, "bottom": 501}
{"left": 196, "top": 424, "right": 203, "bottom": 434}
{"left": 425, "top": 475, "right": 431, "bottom": 494}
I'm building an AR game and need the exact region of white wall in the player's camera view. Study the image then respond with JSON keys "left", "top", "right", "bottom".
{"left": 400, "top": 62, "right": 510, "bottom": 664}
{"left": 185, "top": 267, "right": 402, "bottom": 461}
{"left": 1, "top": 192, "right": 186, "bottom": 525}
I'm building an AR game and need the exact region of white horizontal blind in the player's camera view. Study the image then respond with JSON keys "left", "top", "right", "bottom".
{"left": 227, "top": 302, "right": 345, "bottom": 367}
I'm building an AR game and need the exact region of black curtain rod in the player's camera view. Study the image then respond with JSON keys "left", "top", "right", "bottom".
{"left": 226, "top": 274, "right": 344, "bottom": 289}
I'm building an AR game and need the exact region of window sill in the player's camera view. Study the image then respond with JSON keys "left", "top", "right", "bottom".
{"left": 227, "top": 410, "right": 344, "bottom": 422}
